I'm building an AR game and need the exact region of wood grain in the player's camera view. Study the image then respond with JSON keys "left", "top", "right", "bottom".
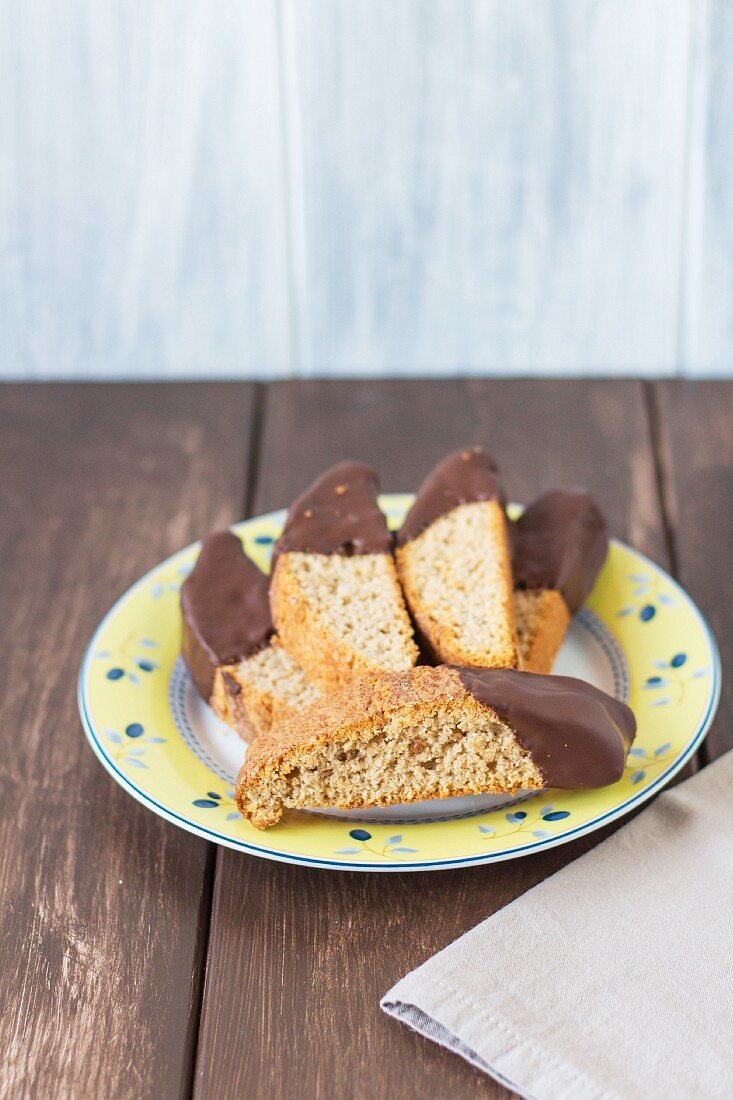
{"left": 653, "top": 381, "right": 732, "bottom": 758}
{"left": 281, "top": 0, "right": 689, "bottom": 375}
{"left": 0, "top": 384, "right": 254, "bottom": 1098}
{"left": 193, "top": 379, "right": 671, "bottom": 1100}
{"left": 0, "top": 3, "right": 291, "bottom": 378}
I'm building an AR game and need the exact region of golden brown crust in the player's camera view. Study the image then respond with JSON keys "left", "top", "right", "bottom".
{"left": 396, "top": 500, "right": 519, "bottom": 668}
{"left": 515, "top": 588, "right": 571, "bottom": 674}
{"left": 270, "top": 551, "right": 418, "bottom": 692}
{"left": 236, "top": 666, "right": 544, "bottom": 826}
{"left": 243, "top": 665, "right": 463, "bottom": 776}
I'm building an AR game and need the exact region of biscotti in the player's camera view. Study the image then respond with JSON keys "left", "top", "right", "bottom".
{"left": 211, "top": 640, "right": 320, "bottom": 743}
{"left": 236, "top": 665, "right": 636, "bottom": 829}
{"left": 181, "top": 530, "right": 317, "bottom": 742}
{"left": 270, "top": 461, "right": 418, "bottom": 692}
{"left": 512, "top": 489, "right": 608, "bottom": 673}
{"left": 395, "top": 448, "right": 519, "bottom": 668}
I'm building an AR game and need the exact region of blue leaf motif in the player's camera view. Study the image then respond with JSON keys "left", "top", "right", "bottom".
{"left": 349, "top": 829, "right": 371, "bottom": 841}
{"left": 639, "top": 605, "right": 656, "bottom": 622}
{"left": 152, "top": 584, "right": 164, "bottom": 598}
{"left": 542, "top": 810, "right": 570, "bottom": 822}
{"left": 478, "top": 825, "right": 495, "bottom": 836}
{"left": 226, "top": 812, "right": 241, "bottom": 821}
{"left": 658, "top": 593, "right": 675, "bottom": 606}
{"left": 140, "top": 638, "right": 159, "bottom": 648}
{"left": 629, "top": 747, "right": 646, "bottom": 758}
{"left": 390, "top": 847, "right": 418, "bottom": 854}
{"left": 644, "top": 676, "right": 666, "bottom": 687}
{"left": 125, "top": 758, "right": 147, "bottom": 769}
{"left": 631, "top": 770, "right": 646, "bottom": 784}
{"left": 95, "top": 650, "right": 111, "bottom": 659}
{"left": 105, "top": 731, "right": 123, "bottom": 744}
{"left": 670, "top": 653, "right": 687, "bottom": 668}
{"left": 147, "top": 737, "right": 166, "bottom": 744}
{"left": 106, "top": 667, "right": 124, "bottom": 681}
{"left": 127, "top": 672, "right": 141, "bottom": 685}
{"left": 207, "top": 791, "right": 221, "bottom": 800}
{"left": 532, "top": 830, "right": 552, "bottom": 838}
{"left": 255, "top": 535, "right": 274, "bottom": 545}
{"left": 193, "top": 798, "right": 219, "bottom": 808}
{"left": 691, "top": 669, "right": 707, "bottom": 679}
{"left": 226, "top": 789, "right": 236, "bottom": 799}
{"left": 126, "top": 748, "right": 147, "bottom": 756}
{"left": 654, "top": 742, "right": 672, "bottom": 756}
{"left": 629, "top": 573, "right": 649, "bottom": 583}
{"left": 334, "top": 847, "right": 361, "bottom": 855}
{"left": 539, "top": 804, "right": 553, "bottom": 815}
{"left": 650, "top": 697, "right": 672, "bottom": 707}
{"left": 617, "top": 607, "right": 634, "bottom": 617}
{"left": 653, "top": 659, "right": 668, "bottom": 669}
{"left": 506, "top": 811, "right": 527, "bottom": 824}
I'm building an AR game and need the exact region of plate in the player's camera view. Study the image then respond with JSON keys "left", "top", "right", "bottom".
{"left": 79, "top": 495, "right": 720, "bottom": 871}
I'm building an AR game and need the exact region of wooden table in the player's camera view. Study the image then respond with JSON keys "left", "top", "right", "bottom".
{"left": 1, "top": 380, "right": 730, "bottom": 1099}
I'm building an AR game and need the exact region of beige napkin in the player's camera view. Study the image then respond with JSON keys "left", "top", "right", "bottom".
{"left": 382, "top": 752, "right": 733, "bottom": 1100}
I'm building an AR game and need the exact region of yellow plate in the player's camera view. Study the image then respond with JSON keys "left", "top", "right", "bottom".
{"left": 79, "top": 496, "right": 720, "bottom": 871}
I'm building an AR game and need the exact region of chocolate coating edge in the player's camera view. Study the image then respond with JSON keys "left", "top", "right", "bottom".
{"left": 181, "top": 530, "right": 274, "bottom": 699}
{"left": 511, "top": 488, "right": 608, "bottom": 613}
{"left": 456, "top": 666, "right": 636, "bottom": 789}
{"left": 396, "top": 447, "right": 504, "bottom": 546}
{"left": 273, "top": 460, "right": 393, "bottom": 562}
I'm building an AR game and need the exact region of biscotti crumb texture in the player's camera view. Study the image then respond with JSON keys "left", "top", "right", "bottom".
{"left": 272, "top": 551, "right": 418, "bottom": 692}
{"left": 513, "top": 588, "right": 571, "bottom": 674}
{"left": 237, "top": 666, "right": 543, "bottom": 828}
{"left": 210, "top": 639, "right": 320, "bottom": 743}
{"left": 397, "top": 500, "right": 519, "bottom": 668}
{"left": 270, "top": 460, "right": 418, "bottom": 691}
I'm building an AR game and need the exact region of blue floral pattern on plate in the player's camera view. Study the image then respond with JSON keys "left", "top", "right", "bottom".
{"left": 617, "top": 572, "right": 676, "bottom": 622}
{"left": 643, "top": 652, "right": 708, "bottom": 706}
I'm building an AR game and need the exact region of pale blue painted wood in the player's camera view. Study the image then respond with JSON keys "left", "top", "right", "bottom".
{"left": 0, "top": 1, "right": 291, "bottom": 378}
{"left": 2, "top": 1, "right": 731, "bottom": 380}
{"left": 281, "top": 0, "right": 690, "bottom": 376}
{"left": 681, "top": 0, "right": 733, "bottom": 375}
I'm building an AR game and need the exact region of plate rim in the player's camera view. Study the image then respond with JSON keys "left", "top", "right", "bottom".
{"left": 78, "top": 510, "right": 722, "bottom": 872}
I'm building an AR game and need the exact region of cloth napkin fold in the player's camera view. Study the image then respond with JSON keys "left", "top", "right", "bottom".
{"left": 382, "top": 751, "right": 733, "bottom": 1100}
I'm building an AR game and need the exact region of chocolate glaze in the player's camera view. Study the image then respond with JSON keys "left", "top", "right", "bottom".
{"left": 273, "top": 461, "right": 392, "bottom": 562}
{"left": 396, "top": 447, "right": 504, "bottom": 547}
{"left": 456, "top": 667, "right": 635, "bottom": 788}
{"left": 181, "top": 531, "right": 273, "bottom": 699}
{"left": 511, "top": 488, "right": 608, "bottom": 613}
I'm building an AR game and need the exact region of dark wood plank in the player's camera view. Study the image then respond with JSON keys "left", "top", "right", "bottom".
{"left": 194, "top": 379, "right": 670, "bottom": 1100}
{"left": 653, "top": 380, "right": 733, "bottom": 761}
{"left": 0, "top": 383, "right": 255, "bottom": 1098}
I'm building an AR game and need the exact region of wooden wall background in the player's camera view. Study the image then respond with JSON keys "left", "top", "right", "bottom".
{"left": 1, "top": 0, "right": 731, "bottom": 379}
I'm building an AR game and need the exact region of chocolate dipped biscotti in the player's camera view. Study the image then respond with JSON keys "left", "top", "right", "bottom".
{"left": 236, "top": 665, "right": 636, "bottom": 829}
{"left": 270, "top": 461, "right": 418, "bottom": 692}
{"left": 181, "top": 531, "right": 318, "bottom": 742}
{"left": 395, "top": 448, "right": 519, "bottom": 668}
{"left": 512, "top": 489, "right": 608, "bottom": 674}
